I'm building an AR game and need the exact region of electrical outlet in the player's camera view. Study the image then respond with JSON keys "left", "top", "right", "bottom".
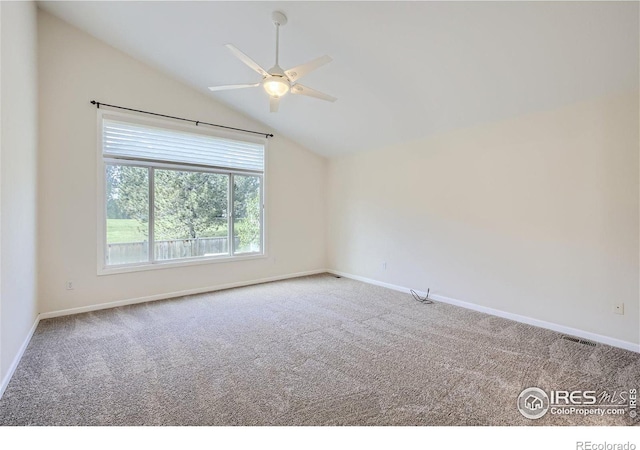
{"left": 66, "top": 281, "right": 74, "bottom": 290}
{"left": 381, "top": 261, "right": 387, "bottom": 270}
{"left": 613, "top": 303, "right": 624, "bottom": 315}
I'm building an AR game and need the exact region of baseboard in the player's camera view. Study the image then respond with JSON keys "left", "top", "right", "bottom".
{"left": 39, "top": 269, "right": 327, "bottom": 320}
{"left": 0, "top": 315, "right": 40, "bottom": 399}
{"left": 2, "top": 269, "right": 327, "bottom": 400}
{"left": 10, "top": 267, "right": 635, "bottom": 403}
{"left": 328, "top": 269, "right": 640, "bottom": 353}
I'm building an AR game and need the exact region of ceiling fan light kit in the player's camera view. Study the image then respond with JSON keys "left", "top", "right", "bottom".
{"left": 208, "top": 11, "right": 336, "bottom": 113}
{"left": 263, "top": 78, "right": 289, "bottom": 97}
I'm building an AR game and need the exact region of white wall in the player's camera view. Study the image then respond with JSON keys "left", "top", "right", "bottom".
{"left": 0, "top": 1, "right": 39, "bottom": 384}
{"left": 37, "top": 10, "right": 326, "bottom": 314}
{"left": 328, "top": 92, "right": 639, "bottom": 346}
{"left": 32, "top": 7, "right": 640, "bottom": 352}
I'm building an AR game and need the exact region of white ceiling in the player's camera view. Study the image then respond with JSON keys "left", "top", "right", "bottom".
{"left": 39, "top": 1, "right": 638, "bottom": 157}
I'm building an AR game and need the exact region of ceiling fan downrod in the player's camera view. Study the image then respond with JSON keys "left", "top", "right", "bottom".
{"left": 272, "top": 11, "right": 288, "bottom": 67}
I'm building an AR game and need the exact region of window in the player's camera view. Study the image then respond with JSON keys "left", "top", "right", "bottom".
{"left": 99, "top": 112, "right": 265, "bottom": 272}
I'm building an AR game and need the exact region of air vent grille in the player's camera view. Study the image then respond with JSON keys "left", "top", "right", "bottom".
{"left": 562, "top": 335, "right": 597, "bottom": 347}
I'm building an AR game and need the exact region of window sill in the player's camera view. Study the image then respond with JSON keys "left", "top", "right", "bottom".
{"left": 97, "top": 253, "right": 267, "bottom": 276}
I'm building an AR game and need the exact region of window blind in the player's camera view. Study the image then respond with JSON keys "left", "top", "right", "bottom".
{"left": 103, "top": 119, "right": 264, "bottom": 172}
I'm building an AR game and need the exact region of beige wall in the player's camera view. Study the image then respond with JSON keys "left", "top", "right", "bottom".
{"left": 30, "top": 7, "right": 640, "bottom": 352}
{"left": 328, "top": 92, "right": 639, "bottom": 345}
{"left": 0, "top": 1, "right": 39, "bottom": 382}
{"left": 37, "top": 10, "right": 327, "bottom": 313}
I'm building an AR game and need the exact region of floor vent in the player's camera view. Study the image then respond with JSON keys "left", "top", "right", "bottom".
{"left": 562, "top": 335, "right": 597, "bottom": 347}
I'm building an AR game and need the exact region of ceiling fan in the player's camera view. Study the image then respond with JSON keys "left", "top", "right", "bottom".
{"left": 208, "top": 11, "right": 336, "bottom": 112}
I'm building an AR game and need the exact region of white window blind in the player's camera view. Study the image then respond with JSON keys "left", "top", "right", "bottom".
{"left": 103, "top": 119, "right": 264, "bottom": 172}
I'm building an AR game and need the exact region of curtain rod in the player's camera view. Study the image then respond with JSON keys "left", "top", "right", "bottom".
{"left": 90, "top": 100, "right": 274, "bottom": 138}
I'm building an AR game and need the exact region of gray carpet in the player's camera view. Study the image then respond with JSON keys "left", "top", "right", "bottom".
{"left": 0, "top": 273, "right": 638, "bottom": 426}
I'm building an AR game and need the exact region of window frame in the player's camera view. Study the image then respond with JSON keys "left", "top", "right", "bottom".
{"left": 96, "top": 109, "right": 267, "bottom": 275}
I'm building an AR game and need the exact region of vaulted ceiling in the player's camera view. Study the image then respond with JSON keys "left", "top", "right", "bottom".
{"left": 39, "top": 1, "right": 638, "bottom": 157}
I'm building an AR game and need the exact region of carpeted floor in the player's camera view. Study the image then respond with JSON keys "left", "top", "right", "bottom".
{"left": 0, "top": 273, "right": 638, "bottom": 426}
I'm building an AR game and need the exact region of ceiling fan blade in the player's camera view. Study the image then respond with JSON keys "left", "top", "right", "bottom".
{"left": 208, "top": 83, "right": 260, "bottom": 92}
{"left": 269, "top": 96, "right": 280, "bottom": 113}
{"left": 291, "top": 84, "right": 337, "bottom": 103}
{"left": 285, "top": 55, "right": 332, "bottom": 82}
{"left": 225, "top": 44, "right": 269, "bottom": 77}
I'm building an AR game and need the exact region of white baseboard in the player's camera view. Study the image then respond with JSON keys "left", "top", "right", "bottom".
{"left": 6, "top": 267, "right": 635, "bottom": 403}
{"left": 0, "top": 315, "right": 40, "bottom": 399}
{"left": 39, "top": 269, "right": 327, "bottom": 320}
{"left": 328, "top": 269, "right": 640, "bottom": 353}
{"left": 0, "top": 269, "right": 327, "bottom": 400}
